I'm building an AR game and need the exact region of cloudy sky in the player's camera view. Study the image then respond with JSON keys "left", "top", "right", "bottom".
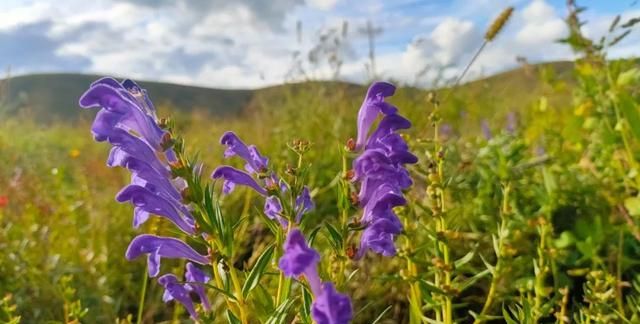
{"left": 1, "top": 0, "right": 639, "bottom": 88}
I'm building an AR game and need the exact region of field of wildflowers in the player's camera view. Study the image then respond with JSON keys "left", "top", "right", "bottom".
{"left": 2, "top": 3, "right": 640, "bottom": 324}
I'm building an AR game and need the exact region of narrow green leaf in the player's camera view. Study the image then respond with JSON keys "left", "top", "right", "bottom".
{"left": 418, "top": 279, "right": 446, "bottom": 295}
{"left": 371, "top": 305, "right": 393, "bottom": 324}
{"left": 454, "top": 249, "right": 475, "bottom": 269}
{"left": 302, "top": 286, "right": 313, "bottom": 322}
{"left": 266, "top": 298, "right": 296, "bottom": 324}
{"left": 200, "top": 283, "right": 237, "bottom": 301}
{"left": 325, "top": 222, "right": 343, "bottom": 250}
{"left": 307, "top": 226, "right": 323, "bottom": 246}
{"left": 502, "top": 307, "right": 517, "bottom": 324}
{"left": 226, "top": 310, "right": 241, "bottom": 324}
{"left": 242, "top": 244, "right": 275, "bottom": 299}
{"left": 458, "top": 268, "right": 491, "bottom": 292}
{"left": 345, "top": 269, "right": 360, "bottom": 283}
{"left": 618, "top": 93, "right": 640, "bottom": 140}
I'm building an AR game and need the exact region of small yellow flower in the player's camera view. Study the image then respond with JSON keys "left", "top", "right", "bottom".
{"left": 69, "top": 149, "right": 81, "bottom": 158}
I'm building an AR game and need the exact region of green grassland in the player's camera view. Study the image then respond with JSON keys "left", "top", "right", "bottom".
{"left": 1, "top": 54, "right": 640, "bottom": 324}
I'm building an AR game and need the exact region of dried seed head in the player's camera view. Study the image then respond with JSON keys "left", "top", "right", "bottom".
{"left": 346, "top": 245, "right": 357, "bottom": 259}
{"left": 350, "top": 192, "right": 360, "bottom": 206}
{"left": 344, "top": 169, "right": 355, "bottom": 181}
{"left": 485, "top": 7, "right": 514, "bottom": 41}
{"left": 345, "top": 138, "right": 356, "bottom": 151}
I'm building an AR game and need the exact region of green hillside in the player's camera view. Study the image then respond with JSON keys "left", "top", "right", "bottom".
{"left": 1, "top": 62, "right": 574, "bottom": 123}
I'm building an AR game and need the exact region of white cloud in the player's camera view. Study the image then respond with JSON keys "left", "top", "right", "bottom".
{"left": 516, "top": 0, "right": 567, "bottom": 45}
{"left": 2, "top": 0, "right": 640, "bottom": 89}
{"left": 0, "top": 2, "right": 52, "bottom": 31}
{"left": 430, "top": 18, "right": 479, "bottom": 65}
{"left": 306, "top": 0, "right": 340, "bottom": 10}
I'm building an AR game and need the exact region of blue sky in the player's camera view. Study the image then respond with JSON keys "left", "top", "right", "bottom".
{"left": 1, "top": 0, "right": 638, "bottom": 88}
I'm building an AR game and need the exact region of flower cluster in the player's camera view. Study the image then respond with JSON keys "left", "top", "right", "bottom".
{"left": 351, "top": 81, "right": 417, "bottom": 259}
{"left": 79, "top": 78, "right": 211, "bottom": 318}
{"left": 212, "top": 132, "right": 353, "bottom": 323}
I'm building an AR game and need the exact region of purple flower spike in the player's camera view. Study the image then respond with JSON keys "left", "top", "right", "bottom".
{"left": 295, "top": 186, "right": 314, "bottom": 223}
{"left": 116, "top": 185, "right": 195, "bottom": 235}
{"left": 278, "top": 229, "right": 320, "bottom": 278}
{"left": 211, "top": 166, "right": 267, "bottom": 196}
{"left": 158, "top": 274, "right": 198, "bottom": 319}
{"left": 220, "top": 131, "right": 268, "bottom": 174}
{"left": 185, "top": 263, "right": 212, "bottom": 312}
{"left": 126, "top": 235, "right": 209, "bottom": 277}
{"left": 311, "top": 283, "right": 353, "bottom": 324}
{"left": 351, "top": 82, "right": 415, "bottom": 260}
{"left": 355, "top": 81, "right": 397, "bottom": 150}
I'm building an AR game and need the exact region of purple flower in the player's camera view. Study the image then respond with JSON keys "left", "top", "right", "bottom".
{"left": 278, "top": 229, "right": 320, "bottom": 278}
{"left": 109, "top": 151, "right": 181, "bottom": 201}
{"left": 506, "top": 111, "right": 518, "bottom": 134}
{"left": 311, "top": 283, "right": 353, "bottom": 324}
{"left": 354, "top": 150, "right": 412, "bottom": 206}
{"left": 122, "top": 79, "right": 157, "bottom": 118}
{"left": 355, "top": 82, "right": 398, "bottom": 150}
{"left": 355, "top": 185, "right": 405, "bottom": 259}
{"left": 361, "top": 186, "right": 404, "bottom": 229}
{"left": 79, "top": 79, "right": 166, "bottom": 150}
{"left": 220, "top": 131, "right": 268, "bottom": 174}
{"left": 481, "top": 119, "right": 492, "bottom": 140}
{"left": 264, "top": 196, "right": 288, "bottom": 227}
{"left": 439, "top": 123, "right": 454, "bottom": 139}
{"left": 105, "top": 129, "right": 169, "bottom": 173}
{"left": 126, "top": 234, "right": 210, "bottom": 277}
{"left": 185, "top": 263, "right": 212, "bottom": 312}
{"left": 158, "top": 274, "right": 198, "bottom": 319}
{"left": 278, "top": 230, "right": 352, "bottom": 323}
{"left": 366, "top": 113, "right": 411, "bottom": 147}
{"left": 358, "top": 219, "right": 400, "bottom": 257}
{"left": 211, "top": 166, "right": 267, "bottom": 196}
{"left": 116, "top": 185, "right": 195, "bottom": 235}
{"left": 295, "top": 186, "right": 314, "bottom": 223}
{"left": 351, "top": 82, "right": 415, "bottom": 259}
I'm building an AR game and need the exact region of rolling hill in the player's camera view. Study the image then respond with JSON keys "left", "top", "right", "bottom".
{"left": 0, "top": 61, "right": 574, "bottom": 123}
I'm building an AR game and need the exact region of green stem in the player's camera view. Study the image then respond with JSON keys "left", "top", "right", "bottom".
{"left": 474, "top": 184, "right": 510, "bottom": 324}
{"left": 276, "top": 223, "right": 293, "bottom": 305}
{"left": 533, "top": 223, "right": 547, "bottom": 323}
{"left": 229, "top": 266, "right": 249, "bottom": 324}
{"left": 136, "top": 269, "right": 148, "bottom": 324}
{"left": 443, "top": 41, "right": 488, "bottom": 103}
{"left": 616, "top": 229, "right": 625, "bottom": 318}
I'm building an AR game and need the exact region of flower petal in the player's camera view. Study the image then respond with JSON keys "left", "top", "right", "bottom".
{"left": 211, "top": 166, "right": 267, "bottom": 196}
{"left": 125, "top": 235, "right": 209, "bottom": 277}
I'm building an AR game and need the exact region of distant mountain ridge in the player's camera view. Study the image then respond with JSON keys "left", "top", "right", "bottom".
{"left": 1, "top": 62, "right": 574, "bottom": 122}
